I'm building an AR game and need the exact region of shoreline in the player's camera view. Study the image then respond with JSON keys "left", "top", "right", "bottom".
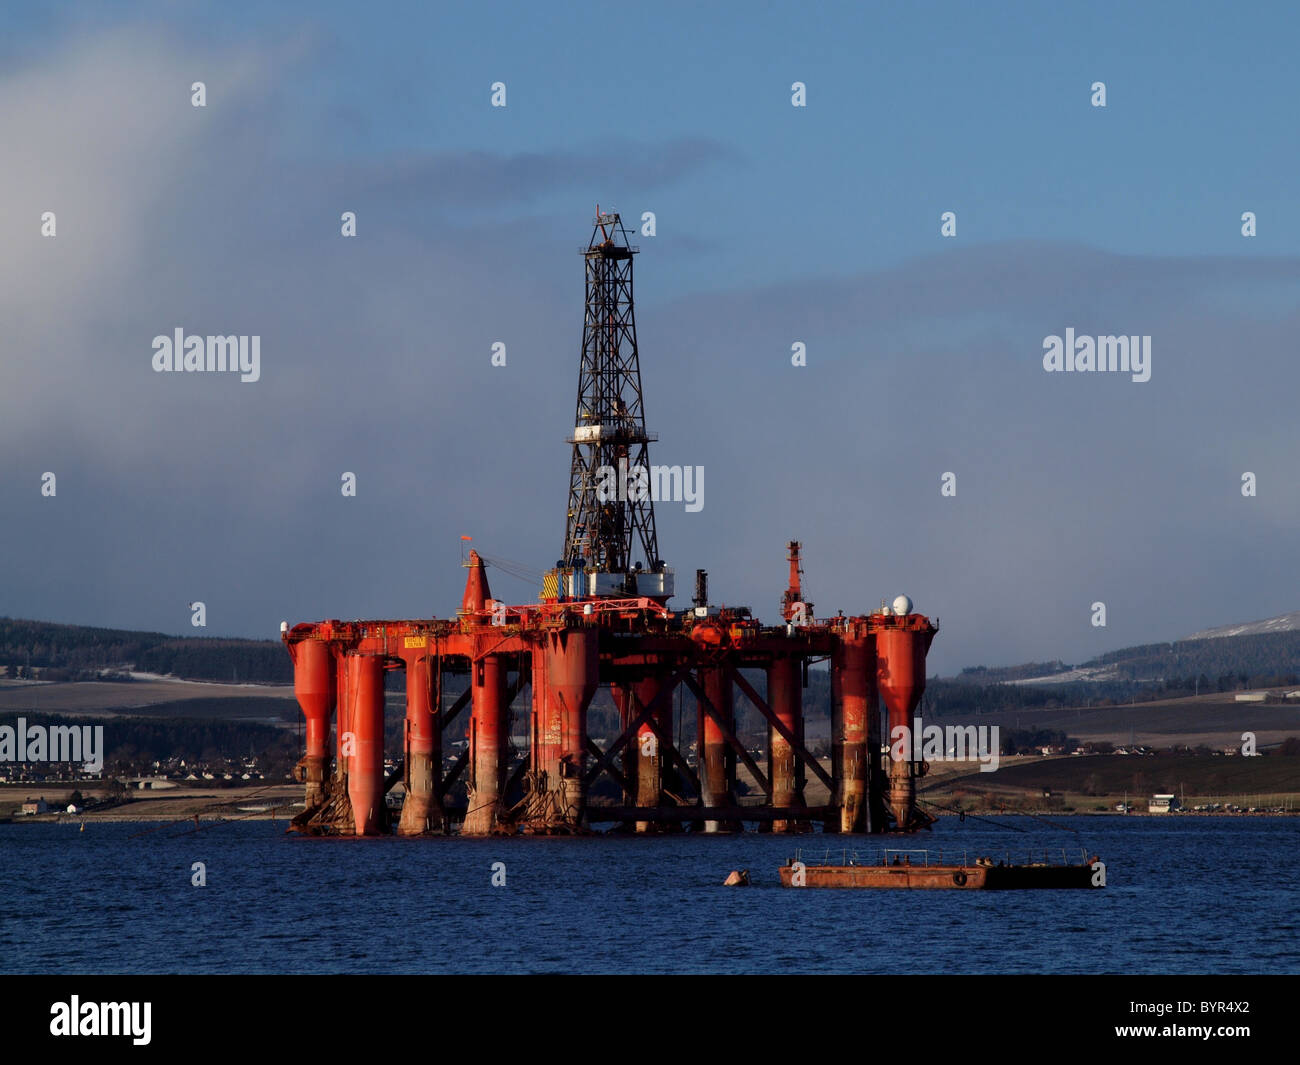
{"left": 4, "top": 808, "right": 1297, "bottom": 826}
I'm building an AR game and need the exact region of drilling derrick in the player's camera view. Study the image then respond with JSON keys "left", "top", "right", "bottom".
{"left": 553, "top": 209, "right": 673, "bottom": 602}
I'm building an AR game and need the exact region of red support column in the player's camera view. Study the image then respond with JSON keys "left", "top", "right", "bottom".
{"left": 875, "top": 615, "right": 937, "bottom": 832}
{"left": 398, "top": 652, "right": 442, "bottom": 835}
{"left": 832, "top": 631, "right": 874, "bottom": 833}
{"left": 335, "top": 649, "right": 352, "bottom": 782}
{"left": 767, "top": 656, "right": 803, "bottom": 832}
{"left": 612, "top": 683, "right": 637, "bottom": 826}
{"left": 633, "top": 673, "right": 667, "bottom": 832}
{"left": 697, "top": 666, "right": 738, "bottom": 832}
{"left": 346, "top": 653, "right": 386, "bottom": 836}
{"left": 525, "top": 628, "right": 597, "bottom": 832}
{"left": 867, "top": 643, "right": 886, "bottom": 833}
{"left": 528, "top": 638, "right": 553, "bottom": 822}
{"left": 463, "top": 651, "right": 508, "bottom": 836}
{"left": 826, "top": 649, "right": 843, "bottom": 835}
{"left": 291, "top": 638, "right": 336, "bottom": 810}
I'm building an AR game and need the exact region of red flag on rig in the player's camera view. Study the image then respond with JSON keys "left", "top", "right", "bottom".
{"left": 461, "top": 535, "right": 472, "bottom": 541}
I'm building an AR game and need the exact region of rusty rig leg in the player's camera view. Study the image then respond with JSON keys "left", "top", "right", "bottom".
{"left": 463, "top": 652, "right": 507, "bottom": 836}
{"left": 523, "top": 628, "right": 597, "bottom": 833}
{"left": 867, "top": 690, "right": 886, "bottom": 833}
{"left": 875, "top": 618, "right": 937, "bottom": 832}
{"left": 346, "top": 653, "right": 386, "bottom": 836}
{"left": 399, "top": 653, "right": 442, "bottom": 835}
{"left": 634, "top": 674, "right": 666, "bottom": 832}
{"left": 698, "top": 666, "right": 739, "bottom": 832}
{"left": 612, "top": 682, "right": 637, "bottom": 831}
{"left": 837, "top": 633, "right": 873, "bottom": 833}
{"left": 292, "top": 637, "right": 336, "bottom": 812}
{"left": 825, "top": 649, "right": 843, "bottom": 835}
{"left": 888, "top": 758, "right": 917, "bottom": 833}
{"left": 768, "top": 656, "right": 801, "bottom": 832}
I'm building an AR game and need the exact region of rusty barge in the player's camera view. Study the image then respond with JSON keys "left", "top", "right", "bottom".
{"left": 778, "top": 850, "right": 1105, "bottom": 889}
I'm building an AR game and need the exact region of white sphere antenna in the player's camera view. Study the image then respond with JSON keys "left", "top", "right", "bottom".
{"left": 892, "top": 595, "right": 913, "bottom": 616}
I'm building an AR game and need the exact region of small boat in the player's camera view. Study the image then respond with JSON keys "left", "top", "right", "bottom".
{"left": 778, "top": 848, "right": 1105, "bottom": 890}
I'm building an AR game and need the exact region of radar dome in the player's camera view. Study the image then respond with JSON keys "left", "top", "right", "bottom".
{"left": 892, "top": 595, "right": 913, "bottom": 616}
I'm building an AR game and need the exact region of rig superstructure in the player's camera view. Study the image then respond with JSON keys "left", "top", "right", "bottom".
{"left": 283, "top": 210, "right": 938, "bottom": 837}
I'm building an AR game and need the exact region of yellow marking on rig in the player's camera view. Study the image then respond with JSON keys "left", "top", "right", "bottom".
{"left": 404, "top": 636, "right": 427, "bottom": 649}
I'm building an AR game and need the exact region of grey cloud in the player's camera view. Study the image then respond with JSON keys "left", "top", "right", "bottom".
{"left": 3, "top": 29, "right": 1298, "bottom": 678}
{"left": 340, "top": 136, "right": 741, "bottom": 209}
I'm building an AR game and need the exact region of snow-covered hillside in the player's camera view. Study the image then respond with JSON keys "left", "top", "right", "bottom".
{"left": 1184, "top": 612, "right": 1300, "bottom": 640}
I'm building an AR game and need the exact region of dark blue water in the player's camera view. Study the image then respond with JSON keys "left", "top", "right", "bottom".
{"left": 1, "top": 817, "right": 1295, "bottom": 974}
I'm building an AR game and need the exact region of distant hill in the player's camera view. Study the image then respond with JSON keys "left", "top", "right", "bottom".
{"left": 936, "top": 630, "right": 1300, "bottom": 718}
{"left": 0, "top": 617, "right": 290, "bottom": 684}
{"left": 1184, "top": 611, "right": 1300, "bottom": 640}
{"left": 957, "top": 631, "right": 1300, "bottom": 688}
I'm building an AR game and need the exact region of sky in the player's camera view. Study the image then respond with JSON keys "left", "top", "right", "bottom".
{"left": 1, "top": 1, "right": 1298, "bottom": 675}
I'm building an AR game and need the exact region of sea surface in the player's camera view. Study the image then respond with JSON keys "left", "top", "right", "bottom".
{"left": 1, "top": 817, "right": 1296, "bottom": 974}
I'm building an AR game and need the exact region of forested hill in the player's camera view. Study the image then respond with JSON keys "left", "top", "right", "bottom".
{"left": 1088, "top": 631, "right": 1300, "bottom": 681}
{"left": 957, "top": 631, "right": 1300, "bottom": 687}
{"left": 0, "top": 618, "right": 290, "bottom": 684}
{"left": 932, "top": 630, "right": 1300, "bottom": 718}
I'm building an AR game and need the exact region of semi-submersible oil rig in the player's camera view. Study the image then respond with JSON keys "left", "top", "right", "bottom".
{"left": 283, "top": 210, "right": 937, "bottom": 837}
